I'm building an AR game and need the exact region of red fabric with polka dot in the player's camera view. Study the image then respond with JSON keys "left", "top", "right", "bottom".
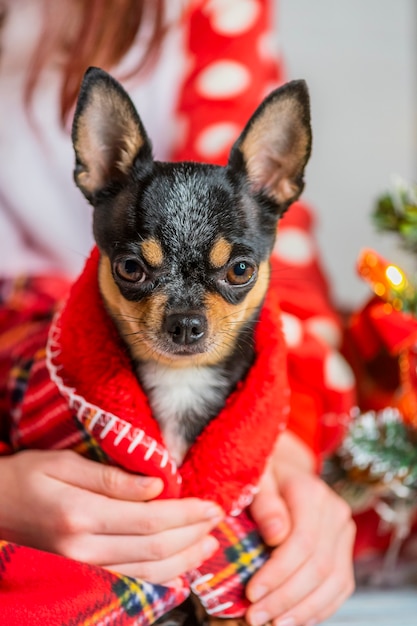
{"left": 171, "top": 0, "right": 356, "bottom": 461}
{"left": 172, "top": 0, "right": 283, "bottom": 165}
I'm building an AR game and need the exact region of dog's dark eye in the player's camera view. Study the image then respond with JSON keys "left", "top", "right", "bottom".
{"left": 115, "top": 258, "right": 146, "bottom": 283}
{"left": 226, "top": 261, "right": 255, "bottom": 286}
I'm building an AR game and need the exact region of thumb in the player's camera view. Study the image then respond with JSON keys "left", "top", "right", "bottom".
{"left": 250, "top": 465, "right": 291, "bottom": 546}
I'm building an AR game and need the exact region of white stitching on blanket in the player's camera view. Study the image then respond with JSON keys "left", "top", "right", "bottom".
{"left": 45, "top": 315, "right": 180, "bottom": 482}
{"left": 190, "top": 572, "right": 234, "bottom": 614}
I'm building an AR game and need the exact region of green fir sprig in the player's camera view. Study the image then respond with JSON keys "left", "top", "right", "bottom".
{"left": 324, "top": 409, "right": 417, "bottom": 513}
{"left": 372, "top": 177, "right": 417, "bottom": 314}
{"left": 373, "top": 177, "right": 417, "bottom": 252}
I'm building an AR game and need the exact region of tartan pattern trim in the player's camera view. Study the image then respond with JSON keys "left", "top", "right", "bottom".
{"left": 188, "top": 512, "right": 270, "bottom": 617}
{"left": 0, "top": 540, "right": 17, "bottom": 578}
{"left": 0, "top": 540, "right": 190, "bottom": 626}
{"left": 3, "top": 318, "right": 113, "bottom": 463}
{"left": 111, "top": 577, "right": 189, "bottom": 625}
{"left": 61, "top": 576, "right": 190, "bottom": 626}
{"left": 0, "top": 522, "right": 269, "bottom": 624}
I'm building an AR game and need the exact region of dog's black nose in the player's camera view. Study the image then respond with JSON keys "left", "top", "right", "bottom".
{"left": 165, "top": 313, "right": 206, "bottom": 345}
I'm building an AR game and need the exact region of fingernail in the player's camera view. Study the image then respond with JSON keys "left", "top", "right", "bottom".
{"left": 136, "top": 476, "right": 154, "bottom": 486}
{"left": 204, "top": 504, "right": 224, "bottom": 520}
{"left": 202, "top": 535, "right": 219, "bottom": 558}
{"left": 262, "top": 517, "right": 284, "bottom": 538}
{"left": 277, "top": 617, "right": 296, "bottom": 626}
{"left": 136, "top": 476, "right": 162, "bottom": 488}
{"left": 162, "top": 577, "right": 185, "bottom": 591}
{"left": 249, "top": 610, "right": 270, "bottom": 626}
{"left": 248, "top": 584, "right": 268, "bottom": 603}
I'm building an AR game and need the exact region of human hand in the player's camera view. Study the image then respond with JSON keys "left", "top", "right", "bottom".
{"left": 0, "top": 449, "right": 223, "bottom": 583}
{"left": 246, "top": 435, "right": 356, "bottom": 626}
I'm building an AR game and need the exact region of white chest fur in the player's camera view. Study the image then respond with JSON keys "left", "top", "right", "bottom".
{"left": 137, "top": 362, "right": 230, "bottom": 465}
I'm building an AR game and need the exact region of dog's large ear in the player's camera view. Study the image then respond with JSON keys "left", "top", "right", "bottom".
{"left": 228, "top": 80, "right": 311, "bottom": 213}
{"left": 72, "top": 67, "right": 152, "bottom": 202}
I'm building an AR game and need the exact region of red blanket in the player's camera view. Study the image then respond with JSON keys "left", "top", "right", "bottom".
{"left": 0, "top": 247, "right": 289, "bottom": 623}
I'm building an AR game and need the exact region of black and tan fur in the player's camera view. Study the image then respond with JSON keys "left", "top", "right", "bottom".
{"left": 72, "top": 66, "right": 311, "bottom": 623}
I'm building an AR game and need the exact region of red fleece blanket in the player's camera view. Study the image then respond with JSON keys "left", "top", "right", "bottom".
{"left": 0, "top": 247, "right": 289, "bottom": 623}
{"left": 49, "top": 247, "right": 290, "bottom": 512}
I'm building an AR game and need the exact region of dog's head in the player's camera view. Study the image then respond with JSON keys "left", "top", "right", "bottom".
{"left": 72, "top": 67, "right": 311, "bottom": 368}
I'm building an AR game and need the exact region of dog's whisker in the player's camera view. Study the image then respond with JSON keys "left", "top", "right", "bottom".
{"left": 216, "top": 306, "right": 261, "bottom": 325}
{"left": 121, "top": 329, "right": 148, "bottom": 338}
{"left": 115, "top": 314, "right": 147, "bottom": 323}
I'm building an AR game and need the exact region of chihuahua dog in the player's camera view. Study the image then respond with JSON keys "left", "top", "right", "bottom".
{"left": 72, "top": 67, "right": 311, "bottom": 467}
{"left": 71, "top": 67, "right": 311, "bottom": 625}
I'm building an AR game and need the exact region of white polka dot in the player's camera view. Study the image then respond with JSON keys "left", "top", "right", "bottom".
{"left": 305, "top": 316, "right": 342, "bottom": 348}
{"left": 207, "top": 0, "right": 260, "bottom": 35}
{"left": 324, "top": 351, "right": 355, "bottom": 392}
{"left": 281, "top": 313, "right": 303, "bottom": 347}
{"left": 274, "top": 227, "right": 315, "bottom": 265}
{"left": 257, "top": 32, "right": 279, "bottom": 60}
{"left": 196, "top": 122, "right": 240, "bottom": 158}
{"left": 196, "top": 61, "right": 251, "bottom": 99}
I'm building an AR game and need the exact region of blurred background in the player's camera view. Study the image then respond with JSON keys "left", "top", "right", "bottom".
{"left": 278, "top": 0, "right": 417, "bottom": 310}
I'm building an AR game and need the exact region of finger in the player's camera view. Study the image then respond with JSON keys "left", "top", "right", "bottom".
{"left": 44, "top": 450, "right": 165, "bottom": 501}
{"left": 271, "top": 534, "right": 355, "bottom": 626}
{"left": 55, "top": 490, "right": 223, "bottom": 536}
{"left": 247, "top": 481, "right": 346, "bottom": 604}
{"left": 97, "top": 497, "right": 223, "bottom": 535}
{"left": 310, "top": 576, "right": 355, "bottom": 625}
{"left": 106, "top": 534, "right": 220, "bottom": 584}
{"left": 304, "top": 522, "right": 356, "bottom": 626}
{"left": 247, "top": 521, "right": 356, "bottom": 626}
{"left": 250, "top": 467, "right": 291, "bottom": 546}
{"left": 289, "top": 573, "right": 354, "bottom": 626}
{"left": 247, "top": 520, "right": 315, "bottom": 602}
{"left": 247, "top": 542, "right": 334, "bottom": 624}
{"left": 63, "top": 518, "right": 222, "bottom": 566}
{"left": 248, "top": 478, "right": 326, "bottom": 599}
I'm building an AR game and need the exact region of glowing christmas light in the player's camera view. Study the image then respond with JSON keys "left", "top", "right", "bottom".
{"left": 386, "top": 265, "right": 406, "bottom": 289}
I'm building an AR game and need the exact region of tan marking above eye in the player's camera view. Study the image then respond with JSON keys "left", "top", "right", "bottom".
{"left": 209, "top": 237, "right": 232, "bottom": 269}
{"left": 141, "top": 238, "right": 164, "bottom": 268}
